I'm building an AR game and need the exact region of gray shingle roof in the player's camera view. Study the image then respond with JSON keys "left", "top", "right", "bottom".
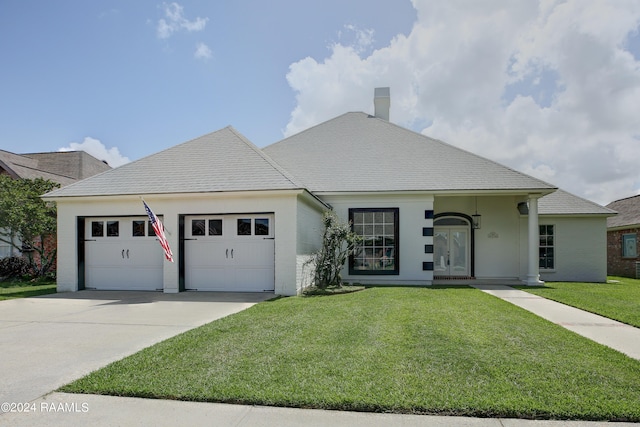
{"left": 606, "top": 194, "right": 640, "bottom": 228}
{"left": 24, "top": 151, "right": 110, "bottom": 180}
{"left": 0, "top": 150, "right": 94, "bottom": 186}
{"left": 44, "top": 127, "right": 303, "bottom": 198}
{"left": 539, "top": 189, "right": 615, "bottom": 216}
{"left": 263, "top": 112, "right": 557, "bottom": 193}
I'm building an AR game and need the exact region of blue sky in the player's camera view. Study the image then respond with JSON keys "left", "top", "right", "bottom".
{"left": 1, "top": 1, "right": 640, "bottom": 205}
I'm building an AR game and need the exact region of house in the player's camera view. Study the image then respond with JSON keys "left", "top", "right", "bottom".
{"left": 43, "top": 89, "right": 614, "bottom": 295}
{"left": 0, "top": 149, "right": 111, "bottom": 259}
{"left": 606, "top": 195, "right": 640, "bottom": 278}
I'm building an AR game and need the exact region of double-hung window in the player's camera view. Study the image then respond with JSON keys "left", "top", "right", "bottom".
{"left": 349, "top": 208, "right": 399, "bottom": 275}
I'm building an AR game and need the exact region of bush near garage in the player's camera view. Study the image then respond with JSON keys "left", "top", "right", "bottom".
{"left": 0, "top": 256, "right": 30, "bottom": 279}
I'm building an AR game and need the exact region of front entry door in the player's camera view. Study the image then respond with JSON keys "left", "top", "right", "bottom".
{"left": 434, "top": 226, "right": 469, "bottom": 277}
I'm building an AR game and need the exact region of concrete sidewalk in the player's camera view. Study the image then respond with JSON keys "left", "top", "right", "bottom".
{"left": 2, "top": 392, "right": 638, "bottom": 427}
{"left": 473, "top": 285, "right": 640, "bottom": 361}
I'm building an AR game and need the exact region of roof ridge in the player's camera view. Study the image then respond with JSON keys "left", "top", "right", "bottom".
{"left": 226, "top": 126, "right": 304, "bottom": 189}
{"left": 606, "top": 193, "right": 640, "bottom": 206}
{"left": 264, "top": 112, "right": 360, "bottom": 149}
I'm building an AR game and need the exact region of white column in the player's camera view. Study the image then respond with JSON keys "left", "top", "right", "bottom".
{"left": 525, "top": 195, "right": 545, "bottom": 286}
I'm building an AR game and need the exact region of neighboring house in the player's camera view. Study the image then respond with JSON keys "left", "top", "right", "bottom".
{"left": 606, "top": 195, "right": 640, "bottom": 278}
{"left": 0, "top": 149, "right": 111, "bottom": 258}
{"left": 43, "top": 89, "right": 614, "bottom": 295}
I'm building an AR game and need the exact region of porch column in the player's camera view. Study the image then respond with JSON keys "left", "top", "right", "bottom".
{"left": 525, "top": 195, "right": 544, "bottom": 286}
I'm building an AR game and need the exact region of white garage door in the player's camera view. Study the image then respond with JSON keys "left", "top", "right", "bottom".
{"left": 85, "top": 217, "right": 164, "bottom": 291}
{"left": 185, "top": 214, "right": 275, "bottom": 292}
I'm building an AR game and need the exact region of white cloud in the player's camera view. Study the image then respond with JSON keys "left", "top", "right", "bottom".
{"left": 59, "top": 137, "right": 130, "bottom": 168}
{"left": 156, "top": 2, "right": 208, "bottom": 39}
{"left": 340, "top": 24, "right": 375, "bottom": 54}
{"left": 194, "top": 42, "right": 212, "bottom": 60}
{"left": 284, "top": 0, "right": 640, "bottom": 205}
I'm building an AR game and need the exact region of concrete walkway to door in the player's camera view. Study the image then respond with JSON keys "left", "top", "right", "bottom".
{"left": 0, "top": 290, "right": 273, "bottom": 404}
{"left": 473, "top": 285, "right": 640, "bottom": 361}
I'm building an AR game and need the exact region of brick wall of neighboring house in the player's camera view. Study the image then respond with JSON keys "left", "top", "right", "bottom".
{"left": 607, "top": 228, "right": 640, "bottom": 278}
{"left": 23, "top": 234, "right": 57, "bottom": 274}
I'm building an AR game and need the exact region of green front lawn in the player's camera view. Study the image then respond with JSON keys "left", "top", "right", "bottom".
{"left": 0, "top": 278, "right": 56, "bottom": 301}
{"left": 61, "top": 287, "right": 640, "bottom": 421}
{"left": 519, "top": 277, "right": 640, "bottom": 328}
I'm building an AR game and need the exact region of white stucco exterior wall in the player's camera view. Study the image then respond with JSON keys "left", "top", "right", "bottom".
{"left": 520, "top": 215, "right": 608, "bottom": 283}
{"left": 294, "top": 195, "right": 325, "bottom": 293}
{"left": 320, "top": 193, "right": 435, "bottom": 285}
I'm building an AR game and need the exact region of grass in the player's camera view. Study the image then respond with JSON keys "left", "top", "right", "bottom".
{"left": 518, "top": 276, "right": 640, "bottom": 328}
{"left": 61, "top": 287, "right": 640, "bottom": 421}
{"left": 0, "top": 277, "right": 56, "bottom": 300}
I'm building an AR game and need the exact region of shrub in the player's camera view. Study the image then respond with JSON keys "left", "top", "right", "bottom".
{"left": 308, "top": 211, "right": 362, "bottom": 289}
{"left": 0, "top": 256, "right": 30, "bottom": 278}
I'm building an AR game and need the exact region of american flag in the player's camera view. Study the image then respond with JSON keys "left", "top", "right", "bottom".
{"left": 143, "top": 200, "right": 174, "bottom": 262}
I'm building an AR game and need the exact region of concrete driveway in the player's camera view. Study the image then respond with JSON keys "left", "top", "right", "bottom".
{"left": 0, "top": 290, "right": 273, "bottom": 404}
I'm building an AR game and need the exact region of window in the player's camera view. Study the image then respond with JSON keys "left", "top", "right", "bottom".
{"left": 91, "top": 221, "right": 104, "bottom": 237}
{"left": 237, "top": 218, "right": 252, "bottom": 236}
{"left": 106, "top": 221, "right": 119, "bottom": 237}
{"left": 539, "top": 225, "right": 554, "bottom": 269}
{"left": 622, "top": 233, "right": 637, "bottom": 258}
{"left": 349, "top": 208, "right": 399, "bottom": 275}
{"left": 148, "top": 221, "right": 156, "bottom": 237}
{"left": 255, "top": 218, "right": 269, "bottom": 235}
{"left": 132, "top": 220, "right": 146, "bottom": 237}
{"left": 209, "top": 219, "right": 223, "bottom": 236}
{"left": 192, "top": 219, "right": 206, "bottom": 236}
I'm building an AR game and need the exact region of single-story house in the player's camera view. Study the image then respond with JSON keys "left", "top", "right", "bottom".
{"left": 43, "top": 89, "right": 614, "bottom": 295}
{"left": 0, "top": 149, "right": 111, "bottom": 259}
{"left": 606, "top": 195, "right": 640, "bottom": 278}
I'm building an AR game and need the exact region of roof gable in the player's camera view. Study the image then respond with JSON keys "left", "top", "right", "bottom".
{"left": 606, "top": 195, "right": 640, "bottom": 228}
{"left": 44, "top": 127, "right": 303, "bottom": 198}
{"left": 263, "top": 112, "right": 556, "bottom": 193}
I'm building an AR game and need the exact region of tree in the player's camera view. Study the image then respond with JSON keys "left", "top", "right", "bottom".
{"left": 0, "top": 175, "right": 60, "bottom": 276}
{"left": 309, "top": 211, "right": 362, "bottom": 289}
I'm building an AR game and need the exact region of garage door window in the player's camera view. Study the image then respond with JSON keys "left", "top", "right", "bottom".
{"left": 91, "top": 221, "right": 104, "bottom": 237}
{"left": 209, "top": 219, "right": 223, "bottom": 235}
{"left": 192, "top": 219, "right": 206, "bottom": 236}
{"left": 107, "top": 221, "right": 119, "bottom": 237}
{"left": 133, "top": 220, "right": 146, "bottom": 237}
{"left": 237, "top": 218, "right": 252, "bottom": 235}
{"left": 255, "top": 218, "right": 269, "bottom": 235}
{"left": 190, "top": 219, "right": 223, "bottom": 237}
{"left": 133, "top": 220, "right": 157, "bottom": 237}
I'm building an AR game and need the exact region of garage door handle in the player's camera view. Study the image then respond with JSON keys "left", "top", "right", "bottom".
{"left": 263, "top": 237, "right": 274, "bottom": 240}
{"left": 226, "top": 249, "right": 229, "bottom": 259}
{"left": 122, "top": 249, "right": 125, "bottom": 259}
{"left": 231, "top": 249, "right": 234, "bottom": 259}
{"left": 126, "top": 249, "right": 129, "bottom": 259}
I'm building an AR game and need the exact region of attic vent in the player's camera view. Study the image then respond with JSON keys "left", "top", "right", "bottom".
{"left": 374, "top": 87, "right": 390, "bottom": 121}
